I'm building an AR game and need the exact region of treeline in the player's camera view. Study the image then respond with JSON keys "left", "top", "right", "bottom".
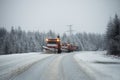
{"left": 61, "top": 33, "right": 105, "bottom": 51}
{"left": 0, "top": 27, "right": 105, "bottom": 55}
{"left": 0, "top": 27, "right": 45, "bottom": 54}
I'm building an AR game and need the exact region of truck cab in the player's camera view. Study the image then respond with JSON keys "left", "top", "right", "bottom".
{"left": 43, "top": 36, "right": 61, "bottom": 53}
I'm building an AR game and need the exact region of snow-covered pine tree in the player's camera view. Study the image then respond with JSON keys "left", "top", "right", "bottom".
{"left": 0, "top": 27, "right": 7, "bottom": 54}
{"left": 106, "top": 14, "right": 120, "bottom": 55}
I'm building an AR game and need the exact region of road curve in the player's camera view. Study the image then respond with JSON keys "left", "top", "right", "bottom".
{"left": 10, "top": 53, "right": 93, "bottom": 80}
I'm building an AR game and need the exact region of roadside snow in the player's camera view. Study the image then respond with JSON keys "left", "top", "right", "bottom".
{"left": 0, "top": 52, "right": 53, "bottom": 80}
{"left": 74, "top": 51, "right": 120, "bottom": 80}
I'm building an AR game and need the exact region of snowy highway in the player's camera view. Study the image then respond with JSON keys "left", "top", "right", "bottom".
{"left": 9, "top": 53, "right": 93, "bottom": 80}
{"left": 0, "top": 51, "right": 120, "bottom": 80}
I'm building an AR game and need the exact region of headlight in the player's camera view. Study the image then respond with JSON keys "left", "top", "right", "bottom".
{"left": 46, "top": 38, "right": 48, "bottom": 42}
{"left": 57, "top": 38, "right": 60, "bottom": 42}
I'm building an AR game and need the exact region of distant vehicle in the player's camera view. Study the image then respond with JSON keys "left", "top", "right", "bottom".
{"left": 43, "top": 36, "right": 78, "bottom": 53}
{"left": 43, "top": 36, "right": 61, "bottom": 53}
{"left": 61, "top": 43, "right": 78, "bottom": 52}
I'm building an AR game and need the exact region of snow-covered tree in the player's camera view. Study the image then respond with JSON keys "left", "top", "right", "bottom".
{"left": 0, "top": 27, "right": 7, "bottom": 54}
{"left": 46, "top": 30, "right": 56, "bottom": 38}
{"left": 0, "top": 26, "right": 105, "bottom": 55}
{"left": 106, "top": 14, "right": 120, "bottom": 56}
{"left": 75, "top": 32, "right": 105, "bottom": 51}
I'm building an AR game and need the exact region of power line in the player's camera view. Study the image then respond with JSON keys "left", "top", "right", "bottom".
{"left": 67, "top": 25, "right": 74, "bottom": 36}
{"left": 67, "top": 25, "right": 74, "bottom": 43}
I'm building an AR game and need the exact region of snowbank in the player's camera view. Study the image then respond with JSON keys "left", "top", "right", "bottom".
{"left": 74, "top": 51, "right": 120, "bottom": 80}
{"left": 0, "top": 52, "right": 53, "bottom": 80}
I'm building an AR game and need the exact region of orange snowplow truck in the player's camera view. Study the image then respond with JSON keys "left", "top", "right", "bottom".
{"left": 43, "top": 36, "right": 61, "bottom": 53}
{"left": 61, "top": 43, "right": 78, "bottom": 52}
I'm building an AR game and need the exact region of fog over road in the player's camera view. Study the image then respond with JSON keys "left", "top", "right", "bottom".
{"left": 10, "top": 53, "right": 93, "bottom": 80}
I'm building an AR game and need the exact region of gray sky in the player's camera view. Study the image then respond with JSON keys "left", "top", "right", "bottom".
{"left": 0, "top": 0, "right": 120, "bottom": 34}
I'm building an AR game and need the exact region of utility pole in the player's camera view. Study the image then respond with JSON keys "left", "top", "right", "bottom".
{"left": 67, "top": 25, "right": 74, "bottom": 43}
{"left": 67, "top": 25, "right": 84, "bottom": 50}
{"left": 67, "top": 25, "right": 73, "bottom": 37}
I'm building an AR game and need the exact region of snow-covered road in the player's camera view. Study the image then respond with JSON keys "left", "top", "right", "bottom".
{"left": 0, "top": 51, "right": 120, "bottom": 80}
{"left": 9, "top": 53, "right": 93, "bottom": 80}
{"left": 0, "top": 52, "right": 53, "bottom": 80}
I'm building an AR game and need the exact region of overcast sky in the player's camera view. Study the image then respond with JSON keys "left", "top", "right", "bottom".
{"left": 0, "top": 0, "right": 120, "bottom": 34}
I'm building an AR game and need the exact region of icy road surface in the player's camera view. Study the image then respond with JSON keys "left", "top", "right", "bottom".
{"left": 0, "top": 51, "right": 120, "bottom": 80}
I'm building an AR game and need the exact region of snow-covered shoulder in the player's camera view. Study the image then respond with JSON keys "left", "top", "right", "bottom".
{"left": 74, "top": 51, "right": 120, "bottom": 80}
{"left": 0, "top": 52, "right": 53, "bottom": 80}
{"left": 74, "top": 51, "right": 120, "bottom": 63}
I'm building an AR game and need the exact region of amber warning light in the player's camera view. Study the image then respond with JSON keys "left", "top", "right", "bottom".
{"left": 57, "top": 38, "right": 60, "bottom": 42}
{"left": 46, "top": 38, "right": 49, "bottom": 42}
